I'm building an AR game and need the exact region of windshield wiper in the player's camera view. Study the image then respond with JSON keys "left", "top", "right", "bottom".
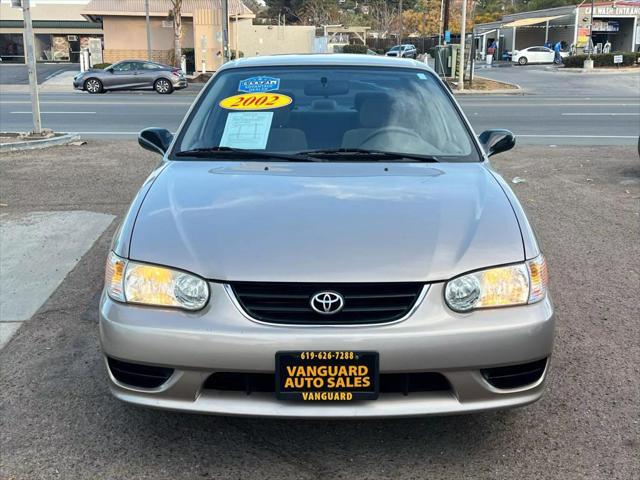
{"left": 299, "top": 148, "right": 439, "bottom": 162}
{"left": 174, "top": 146, "right": 319, "bottom": 162}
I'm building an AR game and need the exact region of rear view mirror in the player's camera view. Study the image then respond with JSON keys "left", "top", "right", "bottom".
{"left": 304, "top": 80, "right": 349, "bottom": 96}
{"left": 478, "top": 129, "right": 515, "bottom": 157}
{"left": 138, "top": 128, "right": 173, "bottom": 155}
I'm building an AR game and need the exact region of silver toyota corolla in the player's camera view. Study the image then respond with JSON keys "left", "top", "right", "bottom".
{"left": 100, "top": 54, "right": 553, "bottom": 418}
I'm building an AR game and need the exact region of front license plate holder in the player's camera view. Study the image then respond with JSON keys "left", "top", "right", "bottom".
{"left": 275, "top": 351, "right": 379, "bottom": 401}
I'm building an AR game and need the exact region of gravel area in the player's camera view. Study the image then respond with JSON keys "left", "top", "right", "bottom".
{"left": 0, "top": 142, "right": 638, "bottom": 480}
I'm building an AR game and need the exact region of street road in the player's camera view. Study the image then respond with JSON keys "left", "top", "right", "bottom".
{"left": 1, "top": 142, "right": 638, "bottom": 479}
{"left": 1, "top": 88, "right": 638, "bottom": 145}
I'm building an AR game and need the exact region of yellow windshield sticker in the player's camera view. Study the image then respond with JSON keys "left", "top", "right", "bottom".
{"left": 219, "top": 92, "right": 292, "bottom": 110}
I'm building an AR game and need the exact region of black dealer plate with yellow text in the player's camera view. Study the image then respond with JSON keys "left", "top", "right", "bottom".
{"left": 275, "top": 351, "right": 379, "bottom": 401}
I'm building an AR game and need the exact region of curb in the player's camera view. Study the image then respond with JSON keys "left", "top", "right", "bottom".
{"left": 454, "top": 76, "right": 523, "bottom": 95}
{"left": 0, "top": 133, "right": 81, "bottom": 152}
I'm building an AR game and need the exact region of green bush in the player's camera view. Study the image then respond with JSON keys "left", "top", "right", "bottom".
{"left": 342, "top": 44, "right": 368, "bottom": 54}
{"left": 562, "top": 52, "right": 640, "bottom": 68}
{"left": 92, "top": 62, "right": 111, "bottom": 69}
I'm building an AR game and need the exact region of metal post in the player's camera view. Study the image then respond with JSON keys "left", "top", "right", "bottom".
{"left": 458, "top": 0, "right": 467, "bottom": 91}
{"left": 145, "top": 0, "right": 152, "bottom": 61}
{"left": 21, "top": 0, "right": 41, "bottom": 134}
{"left": 221, "top": 0, "right": 229, "bottom": 62}
{"left": 588, "top": 0, "right": 594, "bottom": 59}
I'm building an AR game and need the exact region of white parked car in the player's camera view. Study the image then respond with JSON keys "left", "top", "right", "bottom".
{"left": 511, "top": 46, "right": 569, "bottom": 65}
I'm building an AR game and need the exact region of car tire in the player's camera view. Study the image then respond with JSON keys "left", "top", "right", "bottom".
{"left": 84, "top": 78, "right": 103, "bottom": 94}
{"left": 518, "top": 57, "right": 528, "bottom": 65}
{"left": 154, "top": 78, "right": 173, "bottom": 94}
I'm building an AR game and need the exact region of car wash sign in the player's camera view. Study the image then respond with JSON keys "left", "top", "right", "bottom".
{"left": 584, "top": 5, "right": 640, "bottom": 15}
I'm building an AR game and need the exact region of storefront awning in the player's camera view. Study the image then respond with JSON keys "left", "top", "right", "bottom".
{"left": 502, "top": 15, "right": 564, "bottom": 28}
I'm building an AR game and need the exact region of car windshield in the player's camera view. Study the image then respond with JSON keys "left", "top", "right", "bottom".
{"left": 389, "top": 46, "right": 400, "bottom": 51}
{"left": 173, "top": 66, "right": 479, "bottom": 162}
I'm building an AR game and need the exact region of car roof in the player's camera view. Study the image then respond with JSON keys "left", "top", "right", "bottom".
{"left": 220, "top": 54, "right": 432, "bottom": 72}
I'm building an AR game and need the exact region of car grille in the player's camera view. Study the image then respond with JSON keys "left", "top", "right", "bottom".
{"left": 203, "top": 372, "right": 451, "bottom": 395}
{"left": 229, "top": 282, "right": 425, "bottom": 325}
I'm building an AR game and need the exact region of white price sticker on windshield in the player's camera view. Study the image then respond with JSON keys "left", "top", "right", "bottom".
{"left": 219, "top": 111, "right": 273, "bottom": 150}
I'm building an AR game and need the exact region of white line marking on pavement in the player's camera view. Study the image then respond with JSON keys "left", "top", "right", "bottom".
{"left": 459, "top": 103, "right": 640, "bottom": 107}
{"left": 0, "top": 211, "right": 115, "bottom": 349}
{"left": 517, "top": 134, "right": 638, "bottom": 138}
{"left": 10, "top": 111, "right": 97, "bottom": 114}
{"left": 561, "top": 113, "right": 640, "bottom": 116}
{"left": 2, "top": 101, "right": 192, "bottom": 106}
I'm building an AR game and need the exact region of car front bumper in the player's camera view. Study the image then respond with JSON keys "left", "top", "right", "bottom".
{"left": 172, "top": 78, "right": 188, "bottom": 89}
{"left": 100, "top": 282, "right": 555, "bottom": 418}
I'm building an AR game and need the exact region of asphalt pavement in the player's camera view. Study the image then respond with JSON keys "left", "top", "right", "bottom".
{"left": 1, "top": 65, "right": 638, "bottom": 145}
{"left": 1, "top": 141, "right": 639, "bottom": 479}
{"left": 0, "top": 63, "right": 80, "bottom": 85}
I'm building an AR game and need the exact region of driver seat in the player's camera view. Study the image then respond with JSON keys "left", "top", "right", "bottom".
{"left": 341, "top": 94, "right": 393, "bottom": 148}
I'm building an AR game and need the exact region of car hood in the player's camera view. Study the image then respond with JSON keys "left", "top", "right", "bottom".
{"left": 129, "top": 161, "right": 524, "bottom": 282}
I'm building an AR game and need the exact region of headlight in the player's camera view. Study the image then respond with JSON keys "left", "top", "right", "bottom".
{"left": 444, "top": 255, "right": 548, "bottom": 312}
{"left": 105, "top": 252, "right": 209, "bottom": 311}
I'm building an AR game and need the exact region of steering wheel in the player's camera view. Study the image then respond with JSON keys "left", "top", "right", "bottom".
{"left": 359, "top": 126, "right": 424, "bottom": 148}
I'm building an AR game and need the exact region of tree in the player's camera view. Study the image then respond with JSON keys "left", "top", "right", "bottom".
{"left": 168, "top": 0, "right": 183, "bottom": 67}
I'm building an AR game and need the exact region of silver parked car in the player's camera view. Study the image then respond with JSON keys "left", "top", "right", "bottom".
{"left": 73, "top": 60, "right": 187, "bottom": 94}
{"left": 385, "top": 44, "right": 418, "bottom": 58}
{"left": 101, "top": 54, "right": 553, "bottom": 417}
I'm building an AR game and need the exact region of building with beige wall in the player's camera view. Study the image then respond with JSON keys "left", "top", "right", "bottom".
{"left": 83, "top": 0, "right": 318, "bottom": 71}
{"left": 82, "top": 0, "right": 254, "bottom": 66}
{"left": 0, "top": 0, "right": 103, "bottom": 62}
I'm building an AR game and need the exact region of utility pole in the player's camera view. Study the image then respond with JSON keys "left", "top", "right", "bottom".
{"left": 235, "top": 12, "right": 239, "bottom": 60}
{"left": 144, "top": 0, "right": 152, "bottom": 61}
{"left": 584, "top": 0, "right": 595, "bottom": 69}
{"left": 458, "top": 0, "right": 467, "bottom": 91}
{"left": 221, "top": 0, "right": 229, "bottom": 62}
{"left": 19, "top": 0, "right": 41, "bottom": 134}
{"left": 399, "top": 0, "right": 403, "bottom": 44}
{"left": 439, "top": 0, "right": 445, "bottom": 45}
{"left": 443, "top": 0, "right": 450, "bottom": 42}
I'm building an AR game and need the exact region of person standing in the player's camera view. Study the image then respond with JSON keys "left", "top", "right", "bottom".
{"left": 553, "top": 41, "right": 562, "bottom": 64}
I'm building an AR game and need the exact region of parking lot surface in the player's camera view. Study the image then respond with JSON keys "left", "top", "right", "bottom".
{"left": 0, "top": 142, "right": 638, "bottom": 479}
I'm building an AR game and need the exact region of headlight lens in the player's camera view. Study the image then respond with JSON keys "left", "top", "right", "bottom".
{"left": 105, "top": 252, "right": 209, "bottom": 310}
{"left": 445, "top": 255, "right": 548, "bottom": 312}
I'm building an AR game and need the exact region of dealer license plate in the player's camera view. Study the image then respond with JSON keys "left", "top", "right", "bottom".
{"left": 276, "top": 351, "right": 379, "bottom": 401}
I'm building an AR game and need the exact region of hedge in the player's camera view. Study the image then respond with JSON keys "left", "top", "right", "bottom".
{"left": 562, "top": 52, "right": 640, "bottom": 68}
{"left": 342, "top": 44, "right": 369, "bottom": 54}
{"left": 92, "top": 63, "right": 111, "bottom": 69}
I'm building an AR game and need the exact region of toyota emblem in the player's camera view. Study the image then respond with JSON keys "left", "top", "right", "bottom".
{"left": 310, "top": 291, "right": 344, "bottom": 315}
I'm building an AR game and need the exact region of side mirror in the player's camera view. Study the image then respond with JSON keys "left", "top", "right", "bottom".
{"left": 138, "top": 128, "right": 173, "bottom": 155}
{"left": 478, "top": 129, "right": 515, "bottom": 157}
{"left": 105, "top": 67, "right": 113, "bottom": 73}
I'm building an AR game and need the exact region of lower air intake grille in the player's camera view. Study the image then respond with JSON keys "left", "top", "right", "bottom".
{"left": 481, "top": 358, "right": 548, "bottom": 389}
{"left": 229, "top": 282, "right": 424, "bottom": 325}
{"left": 107, "top": 357, "right": 174, "bottom": 389}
